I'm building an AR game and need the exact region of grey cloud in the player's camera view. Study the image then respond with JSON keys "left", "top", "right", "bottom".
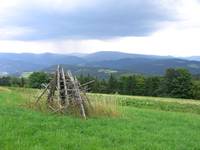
{"left": 1, "top": 0, "right": 176, "bottom": 40}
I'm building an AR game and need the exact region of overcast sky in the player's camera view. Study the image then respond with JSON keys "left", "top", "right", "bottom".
{"left": 0, "top": 0, "right": 200, "bottom": 56}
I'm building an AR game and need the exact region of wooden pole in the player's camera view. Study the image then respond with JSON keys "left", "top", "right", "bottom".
{"left": 47, "top": 72, "right": 57, "bottom": 104}
{"left": 61, "top": 68, "right": 69, "bottom": 106}
{"left": 80, "top": 80, "right": 95, "bottom": 87}
{"left": 57, "top": 65, "right": 61, "bottom": 107}
{"left": 36, "top": 83, "right": 50, "bottom": 104}
{"left": 74, "top": 76, "right": 86, "bottom": 119}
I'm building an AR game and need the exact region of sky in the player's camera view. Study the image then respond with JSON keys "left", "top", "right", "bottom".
{"left": 0, "top": 0, "right": 200, "bottom": 56}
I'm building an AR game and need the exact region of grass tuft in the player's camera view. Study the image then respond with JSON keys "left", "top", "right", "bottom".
{"left": 87, "top": 95, "right": 121, "bottom": 117}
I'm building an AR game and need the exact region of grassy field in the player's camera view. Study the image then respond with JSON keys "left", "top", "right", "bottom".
{"left": 1, "top": 87, "right": 200, "bottom": 149}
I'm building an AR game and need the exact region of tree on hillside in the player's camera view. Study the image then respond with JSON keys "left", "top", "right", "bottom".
{"left": 119, "top": 76, "right": 136, "bottom": 95}
{"left": 134, "top": 75, "right": 145, "bottom": 95}
{"left": 99, "top": 79, "right": 108, "bottom": 93}
{"left": 29, "top": 72, "right": 50, "bottom": 88}
{"left": 163, "top": 68, "right": 193, "bottom": 98}
{"left": 0, "top": 77, "right": 11, "bottom": 86}
{"left": 144, "top": 76, "right": 161, "bottom": 96}
{"left": 20, "top": 77, "right": 26, "bottom": 87}
{"left": 192, "top": 81, "right": 200, "bottom": 100}
{"left": 107, "top": 74, "right": 118, "bottom": 93}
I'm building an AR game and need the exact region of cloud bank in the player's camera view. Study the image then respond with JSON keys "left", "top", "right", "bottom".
{"left": 0, "top": 0, "right": 200, "bottom": 56}
{"left": 0, "top": 0, "right": 176, "bottom": 40}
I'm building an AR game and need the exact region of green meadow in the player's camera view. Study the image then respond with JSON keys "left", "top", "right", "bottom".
{"left": 1, "top": 87, "right": 200, "bottom": 150}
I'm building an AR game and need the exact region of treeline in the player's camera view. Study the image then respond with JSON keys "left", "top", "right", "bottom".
{"left": 0, "top": 68, "right": 200, "bottom": 99}
{"left": 78, "top": 68, "right": 200, "bottom": 100}
{"left": 0, "top": 72, "right": 50, "bottom": 88}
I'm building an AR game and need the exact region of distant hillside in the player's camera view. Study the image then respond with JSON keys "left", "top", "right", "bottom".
{"left": 0, "top": 53, "right": 85, "bottom": 66}
{"left": 0, "top": 53, "right": 85, "bottom": 75}
{"left": 186, "top": 56, "right": 200, "bottom": 61}
{"left": 0, "top": 51, "right": 200, "bottom": 76}
{"left": 87, "top": 58, "right": 200, "bottom": 75}
{"left": 44, "top": 64, "right": 129, "bottom": 79}
{"left": 84, "top": 51, "right": 173, "bottom": 62}
{"left": 0, "top": 59, "right": 44, "bottom": 75}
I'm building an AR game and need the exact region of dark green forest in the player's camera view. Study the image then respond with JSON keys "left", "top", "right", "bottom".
{"left": 1, "top": 68, "right": 200, "bottom": 100}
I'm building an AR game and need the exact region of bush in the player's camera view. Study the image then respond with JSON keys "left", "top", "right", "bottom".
{"left": 28, "top": 72, "right": 50, "bottom": 88}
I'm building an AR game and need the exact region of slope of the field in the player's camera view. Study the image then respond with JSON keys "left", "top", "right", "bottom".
{"left": 1, "top": 87, "right": 200, "bottom": 149}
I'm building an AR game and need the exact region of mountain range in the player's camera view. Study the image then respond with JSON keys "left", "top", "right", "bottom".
{"left": 0, "top": 51, "right": 200, "bottom": 77}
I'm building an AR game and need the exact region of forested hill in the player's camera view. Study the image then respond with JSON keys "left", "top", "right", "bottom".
{"left": 0, "top": 51, "right": 200, "bottom": 76}
{"left": 87, "top": 58, "right": 200, "bottom": 75}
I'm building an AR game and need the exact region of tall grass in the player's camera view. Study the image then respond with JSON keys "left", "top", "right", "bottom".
{"left": 88, "top": 93, "right": 200, "bottom": 115}
{"left": 87, "top": 94, "right": 121, "bottom": 117}
{"left": 12, "top": 87, "right": 50, "bottom": 113}
{"left": 17, "top": 88, "right": 121, "bottom": 118}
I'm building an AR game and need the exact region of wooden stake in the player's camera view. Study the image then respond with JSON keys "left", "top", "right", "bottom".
{"left": 74, "top": 77, "right": 86, "bottom": 119}
{"left": 61, "top": 68, "right": 69, "bottom": 106}
{"left": 57, "top": 65, "right": 61, "bottom": 104}
{"left": 36, "top": 83, "right": 50, "bottom": 104}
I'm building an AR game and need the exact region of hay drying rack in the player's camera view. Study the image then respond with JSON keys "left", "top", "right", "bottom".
{"left": 36, "top": 65, "right": 94, "bottom": 119}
